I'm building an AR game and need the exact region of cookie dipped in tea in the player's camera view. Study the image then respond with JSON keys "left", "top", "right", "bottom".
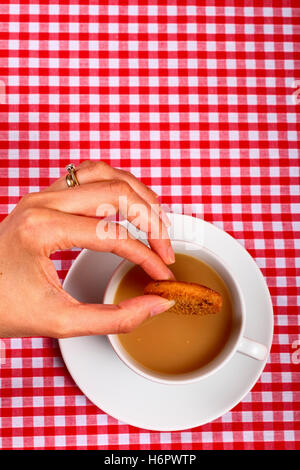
{"left": 144, "top": 280, "right": 222, "bottom": 316}
{"left": 114, "top": 253, "right": 232, "bottom": 375}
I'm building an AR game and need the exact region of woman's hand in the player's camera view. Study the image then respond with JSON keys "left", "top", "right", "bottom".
{"left": 0, "top": 160, "right": 175, "bottom": 338}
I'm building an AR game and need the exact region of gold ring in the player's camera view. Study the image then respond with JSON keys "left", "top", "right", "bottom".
{"left": 65, "top": 163, "right": 79, "bottom": 188}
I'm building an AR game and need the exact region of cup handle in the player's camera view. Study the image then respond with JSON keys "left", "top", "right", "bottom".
{"left": 237, "top": 336, "right": 268, "bottom": 361}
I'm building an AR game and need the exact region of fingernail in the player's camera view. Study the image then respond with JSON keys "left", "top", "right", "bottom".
{"left": 167, "top": 246, "right": 175, "bottom": 264}
{"left": 160, "top": 209, "right": 171, "bottom": 228}
{"left": 166, "top": 268, "right": 176, "bottom": 280}
{"left": 150, "top": 299, "right": 176, "bottom": 317}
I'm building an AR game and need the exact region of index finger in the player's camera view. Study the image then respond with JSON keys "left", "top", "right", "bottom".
{"left": 45, "top": 160, "right": 171, "bottom": 227}
{"left": 31, "top": 208, "right": 175, "bottom": 281}
{"left": 37, "top": 181, "right": 175, "bottom": 265}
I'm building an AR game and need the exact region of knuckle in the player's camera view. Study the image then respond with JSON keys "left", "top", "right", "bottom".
{"left": 118, "top": 179, "right": 132, "bottom": 194}
{"left": 78, "top": 160, "right": 97, "bottom": 172}
{"left": 119, "top": 169, "right": 132, "bottom": 179}
{"left": 82, "top": 160, "right": 113, "bottom": 180}
{"left": 80, "top": 160, "right": 109, "bottom": 173}
{"left": 80, "top": 159, "right": 94, "bottom": 167}
{"left": 95, "top": 160, "right": 110, "bottom": 174}
{"left": 19, "top": 191, "right": 41, "bottom": 208}
{"left": 96, "top": 160, "right": 109, "bottom": 169}
{"left": 107, "top": 179, "right": 130, "bottom": 194}
{"left": 103, "top": 179, "right": 133, "bottom": 216}
{"left": 19, "top": 207, "right": 43, "bottom": 229}
{"left": 17, "top": 207, "right": 47, "bottom": 244}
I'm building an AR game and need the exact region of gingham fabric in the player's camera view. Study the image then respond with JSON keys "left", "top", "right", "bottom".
{"left": 0, "top": 0, "right": 299, "bottom": 450}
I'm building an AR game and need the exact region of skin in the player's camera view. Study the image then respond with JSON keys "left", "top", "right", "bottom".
{"left": 0, "top": 160, "right": 175, "bottom": 338}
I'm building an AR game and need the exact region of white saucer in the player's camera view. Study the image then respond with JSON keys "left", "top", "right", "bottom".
{"left": 59, "top": 214, "right": 273, "bottom": 431}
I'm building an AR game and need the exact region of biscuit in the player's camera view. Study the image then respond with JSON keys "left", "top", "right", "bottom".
{"left": 144, "top": 281, "right": 222, "bottom": 315}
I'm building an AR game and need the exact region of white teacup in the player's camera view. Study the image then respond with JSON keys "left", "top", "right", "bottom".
{"left": 103, "top": 240, "right": 268, "bottom": 385}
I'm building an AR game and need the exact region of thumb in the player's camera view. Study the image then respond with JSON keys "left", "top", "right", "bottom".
{"left": 57, "top": 295, "right": 175, "bottom": 338}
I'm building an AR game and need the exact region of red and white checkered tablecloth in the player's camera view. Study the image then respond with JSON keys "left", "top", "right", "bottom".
{"left": 0, "top": 0, "right": 299, "bottom": 450}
